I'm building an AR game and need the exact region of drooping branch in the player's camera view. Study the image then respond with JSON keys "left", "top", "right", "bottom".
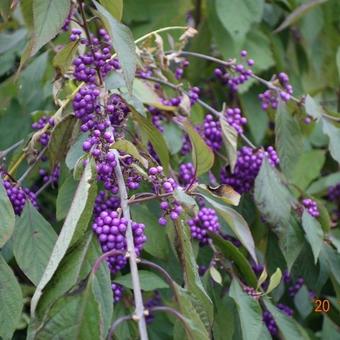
{"left": 107, "top": 315, "right": 133, "bottom": 339}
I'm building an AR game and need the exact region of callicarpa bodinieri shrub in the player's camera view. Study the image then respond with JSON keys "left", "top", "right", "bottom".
{"left": 1, "top": 0, "right": 340, "bottom": 339}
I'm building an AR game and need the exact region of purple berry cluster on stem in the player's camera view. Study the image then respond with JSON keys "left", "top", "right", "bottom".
{"left": 111, "top": 282, "right": 123, "bottom": 303}
{"left": 302, "top": 198, "right": 320, "bottom": 217}
{"left": 178, "top": 162, "right": 196, "bottom": 186}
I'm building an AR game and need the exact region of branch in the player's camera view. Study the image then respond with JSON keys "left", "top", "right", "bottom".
{"left": 92, "top": 249, "right": 125, "bottom": 275}
{"left": 0, "top": 139, "right": 24, "bottom": 159}
{"left": 107, "top": 315, "right": 133, "bottom": 339}
{"left": 112, "top": 149, "right": 149, "bottom": 340}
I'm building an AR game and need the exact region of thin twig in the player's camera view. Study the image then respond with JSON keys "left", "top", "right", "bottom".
{"left": 128, "top": 192, "right": 173, "bottom": 205}
{"left": 113, "top": 149, "right": 149, "bottom": 340}
{"left": 92, "top": 249, "right": 125, "bottom": 275}
{"left": 35, "top": 179, "right": 52, "bottom": 196}
{"left": 0, "top": 139, "right": 24, "bottom": 159}
{"left": 107, "top": 315, "right": 133, "bottom": 339}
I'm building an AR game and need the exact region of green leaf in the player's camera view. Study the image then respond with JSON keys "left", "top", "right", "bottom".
{"left": 209, "top": 266, "right": 223, "bottom": 285}
{"left": 53, "top": 41, "right": 79, "bottom": 74}
{"left": 174, "top": 219, "right": 213, "bottom": 331}
{"left": 183, "top": 120, "right": 214, "bottom": 176}
{"left": 275, "top": 101, "right": 304, "bottom": 178}
{"left": 307, "top": 172, "right": 340, "bottom": 195}
{"left": 132, "top": 109, "right": 170, "bottom": 174}
{"left": 163, "top": 123, "right": 183, "bottom": 155}
{"left": 291, "top": 150, "right": 326, "bottom": 190}
{"left": 114, "top": 270, "right": 169, "bottom": 291}
{"left": 254, "top": 158, "right": 292, "bottom": 228}
{"left": 0, "top": 29, "right": 27, "bottom": 54}
{"left": 321, "top": 244, "right": 340, "bottom": 286}
{"left": 31, "top": 162, "right": 97, "bottom": 315}
{"left": 56, "top": 175, "right": 78, "bottom": 221}
{"left": 220, "top": 117, "right": 237, "bottom": 172}
{"left": 263, "top": 298, "right": 309, "bottom": 339}
{"left": 322, "top": 118, "right": 340, "bottom": 164}
{"left": 31, "top": 0, "right": 71, "bottom": 56}
{"left": 99, "top": 0, "right": 123, "bottom": 21}
{"left": 337, "top": 47, "right": 340, "bottom": 80}
{"left": 266, "top": 268, "right": 282, "bottom": 294}
{"left": 301, "top": 211, "right": 324, "bottom": 264}
{"left": 0, "top": 180, "right": 15, "bottom": 247}
{"left": 274, "top": 0, "right": 328, "bottom": 33}
{"left": 94, "top": 0, "right": 137, "bottom": 94}
{"left": 201, "top": 194, "right": 257, "bottom": 262}
{"left": 197, "top": 184, "right": 240, "bottom": 206}
{"left": 257, "top": 268, "right": 268, "bottom": 290}
{"left": 215, "top": 0, "right": 264, "bottom": 42}
{"left": 305, "top": 95, "right": 323, "bottom": 120}
{"left": 65, "top": 133, "right": 87, "bottom": 170}
{"left": 173, "top": 188, "right": 199, "bottom": 215}
{"left": 0, "top": 255, "right": 23, "bottom": 340}
{"left": 209, "top": 233, "right": 257, "bottom": 287}
{"left": 229, "top": 279, "right": 263, "bottom": 340}
{"left": 13, "top": 203, "right": 57, "bottom": 286}
{"left": 47, "top": 115, "right": 77, "bottom": 169}
{"left": 112, "top": 139, "right": 148, "bottom": 168}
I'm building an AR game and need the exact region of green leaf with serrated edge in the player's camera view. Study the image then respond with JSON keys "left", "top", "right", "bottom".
{"left": 265, "top": 268, "right": 282, "bottom": 294}
{"left": 305, "top": 95, "right": 323, "bottom": 120}
{"left": 53, "top": 41, "right": 79, "bottom": 74}
{"left": 174, "top": 219, "right": 213, "bottom": 331}
{"left": 322, "top": 118, "right": 340, "bottom": 164}
{"left": 301, "top": 211, "right": 324, "bottom": 264}
{"left": 132, "top": 109, "right": 170, "bottom": 174}
{"left": 56, "top": 175, "right": 78, "bottom": 221}
{"left": 13, "top": 203, "right": 57, "bottom": 286}
{"left": 0, "top": 180, "right": 15, "bottom": 247}
{"left": 35, "top": 234, "right": 112, "bottom": 335}
{"left": 254, "top": 158, "right": 293, "bottom": 228}
{"left": 114, "top": 270, "right": 169, "bottom": 291}
{"left": 275, "top": 101, "right": 303, "bottom": 177}
{"left": 197, "top": 184, "right": 240, "bottom": 206}
{"left": 229, "top": 279, "right": 263, "bottom": 340}
{"left": 274, "top": 0, "right": 327, "bottom": 33}
{"left": 263, "top": 298, "right": 310, "bottom": 339}
{"left": 215, "top": 0, "right": 264, "bottom": 42}
{"left": 99, "top": 0, "right": 123, "bottom": 21}
{"left": 201, "top": 192, "right": 257, "bottom": 262}
{"left": 31, "top": 162, "right": 96, "bottom": 315}
{"left": 182, "top": 120, "right": 214, "bottom": 177}
{"left": 112, "top": 139, "right": 148, "bottom": 168}
{"left": 173, "top": 188, "right": 199, "bottom": 215}
{"left": 94, "top": 1, "right": 136, "bottom": 94}
{"left": 0, "top": 255, "right": 23, "bottom": 340}
{"left": 220, "top": 117, "right": 237, "bottom": 172}
{"left": 209, "top": 233, "right": 257, "bottom": 287}
{"left": 31, "top": 0, "right": 71, "bottom": 56}
{"left": 47, "top": 115, "right": 77, "bottom": 169}
{"left": 291, "top": 150, "right": 325, "bottom": 190}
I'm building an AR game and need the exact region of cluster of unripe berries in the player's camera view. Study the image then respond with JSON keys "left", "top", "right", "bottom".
{"left": 221, "top": 146, "right": 280, "bottom": 194}
{"left": 302, "top": 198, "right": 320, "bottom": 218}
{"left": 259, "top": 72, "right": 293, "bottom": 110}
{"left": 92, "top": 209, "right": 146, "bottom": 274}
{"left": 2, "top": 179, "right": 37, "bottom": 215}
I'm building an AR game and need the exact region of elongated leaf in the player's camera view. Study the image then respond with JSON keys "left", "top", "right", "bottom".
{"left": 0, "top": 180, "right": 15, "bottom": 247}
{"left": 0, "top": 255, "right": 23, "bottom": 340}
{"left": 31, "top": 162, "right": 97, "bottom": 315}
{"left": 56, "top": 175, "right": 78, "bottom": 221}
{"left": 53, "top": 41, "right": 79, "bottom": 73}
{"left": 132, "top": 109, "right": 170, "bottom": 173}
{"left": 275, "top": 101, "right": 303, "bottom": 177}
{"left": 112, "top": 139, "right": 148, "bottom": 168}
{"left": 174, "top": 220, "right": 213, "bottom": 331}
{"left": 197, "top": 184, "right": 240, "bottom": 206}
{"left": 266, "top": 268, "right": 282, "bottom": 294}
{"left": 114, "top": 270, "right": 169, "bottom": 291}
{"left": 209, "top": 233, "right": 257, "bottom": 287}
{"left": 302, "top": 211, "right": 324, "bottom": 264}
{"left": 254, "top": 158, "right": 292, "bottom": 228}
{"left": 305, "top": 95, "right": 323, "bottom": 120}
{"left": 274, "top": 0, "right": 327, "bottom": 33}
{"left": 322, "top": 118, "right": 340, "bottom": 164}
{"left": 13, "top": 203, "right": 57, "bottom": 285}
{"left": 229, "top": 279, "right": 263, "bottom": 340}
{"left": 215, "top": 0, "right": 264, "bottom": 42}
{"left": 201, "top": 194, "right": 257, "bottom": 262}
{"left": 99, "top": 0, "right": 123, "bottom": 21}
{"left": 31, "top": 0, "right": 71, "bottom": 56}
{"left": 307, "top": 172, "right": 340, "bottom": 195}
{"left": 65, "top": 133, "right": 87, "bottom": 170}
{"left": 94, "top": 1, "right": 136, "bottom": 94}
{"left": 183, "top": 120, "right": 214, "bottom": 176}
{"left": 220, "top": 117, "right": 237, "bottom": 172}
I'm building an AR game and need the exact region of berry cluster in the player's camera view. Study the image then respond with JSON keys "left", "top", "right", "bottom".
{"left": 259, "top": 72, "right": 293, "bottom": 110}
{"left": 288, "top": 277, "right": 304, "bottom": 297}
{"left": 302, "top": 198, "right": 320, "bottom": 218}
{"left": 92, "top": 210, "right": 147, "bottom": 274}
{"left": 145, "top": 291, "right": 162, "bottom": 323}
{"left": 263, "top": 304, "right": 293, "bottom": 336}
{"left": 224, "top": 107, "right": 247, "bottom": 134}
{"left": 93, "top": 191, "right": 120, "bottom": 216}
{"left": 39, "top": 165, "right": 60, "bottom": 185}
{"left": 178, "top": 162, "right": 195, "bottom": 186}
{"left": 111, "top": 282, "right": 123, "bottom": 303}
{"left": 202, "top": 114, "right": 222, "bottom": 152}
{"left": 175, "top": 59, "right": 189, "bottom": 80}
{"left": 180, "top": 134, "right": 192, "bottom": 155}
{"left": 32, "top": 116, "right": 55, "bottom": 147}
{"left": 243, "top": 286, "right": 261, "bottom": 300}
{"left": 3, "top": 179, "right": 38, "bottom": 215}
{"left": 188, "top": 207, "right": 220, "bottom": 245}
{"left": 221, "top": 146, "right": 280, "bottom": 194}
{"left": 328, "top": 183, "right": 340, "bottom": 220}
